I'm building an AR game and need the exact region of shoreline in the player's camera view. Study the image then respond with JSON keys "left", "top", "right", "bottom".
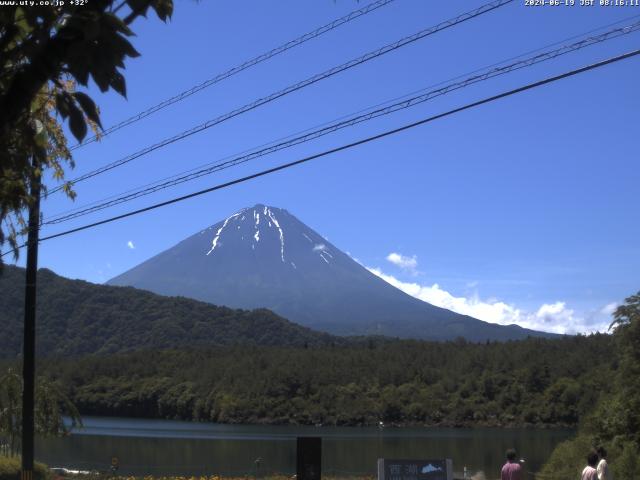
{"left": 66, "top": 413, "right": 578, "bottom": 431}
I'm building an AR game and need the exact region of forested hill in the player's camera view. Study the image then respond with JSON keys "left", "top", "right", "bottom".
{"left": 0, "top": 265, "right": 339, "bottom": 356}
{"left": 33, "top": 335, "right": 614, "bottom": 428}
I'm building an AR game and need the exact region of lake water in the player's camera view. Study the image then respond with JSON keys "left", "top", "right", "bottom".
{"left": 35, "top": 416, "right": 574, "bottom": 478}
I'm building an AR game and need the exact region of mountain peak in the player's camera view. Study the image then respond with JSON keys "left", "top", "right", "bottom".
{"left": 202, "top": 204, "right": 292, "bottom": 262}
{"left": 108, "top": 206, "right": 558, "bottom": 341}
{"left": 193, "top": 204, "right": 337, "bottom": 273}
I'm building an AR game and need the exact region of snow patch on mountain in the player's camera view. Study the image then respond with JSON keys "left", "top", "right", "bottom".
{"left": 203, "top": 205, "right": 288, "bottom": 261}
{"left": 267, "top": 207, "right": 285, "bottom": 262}
{"left": 206, "top": 212, "right": 242, "bottom": 255}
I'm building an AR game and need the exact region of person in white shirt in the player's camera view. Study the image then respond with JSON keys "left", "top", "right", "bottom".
{"left": 582, "top": 451, "right": 599, "bottom": 480}
{"left": 596, "top": 446, "right": 612, "bottom": 480}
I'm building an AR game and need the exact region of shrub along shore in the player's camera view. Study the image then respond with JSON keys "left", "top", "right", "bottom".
{"left": 538, "top": 293, "right": 640, "bottom": 477}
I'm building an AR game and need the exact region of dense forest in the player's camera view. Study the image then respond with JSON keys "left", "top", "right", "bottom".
{"left": 539, "top": 292, "right": 640, "bottom": 478}
{"left": 13, "top": 334, "right": 613, "bottom": 428}
{"left": 2, "top": 264, "right": 637, "bottom": 475}
{"left": 0, "top": 266, "right": 340, "bottom": 356}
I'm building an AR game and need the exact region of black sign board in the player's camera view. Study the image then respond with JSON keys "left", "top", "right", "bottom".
{"left": 297, "top": 437, "right": 322, "bottom": 480}
{"left": 377, "top": 458, "right": 453, "bottom": 480}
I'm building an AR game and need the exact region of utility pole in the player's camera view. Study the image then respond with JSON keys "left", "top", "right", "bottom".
{"left": 22, "top": 156, "right": 41, "bottom": 480}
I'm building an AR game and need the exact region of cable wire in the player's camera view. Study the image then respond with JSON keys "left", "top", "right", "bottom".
{"left": 42, "top": 20, "right": 640, "bottom": 225}
{"left": 49, "top": 0, "right": 514, "bottom": 195}
{"left": 43, "top": 13, "right": 640, "bottom": 221}
{"left": 3, "top": 46, "right": 636, "bottom": 257}
{"left": 70, "top": 0, "right": 397, "bottom": 149}
{"left": 56, "top": 12, "right": 640, "bottom": 217}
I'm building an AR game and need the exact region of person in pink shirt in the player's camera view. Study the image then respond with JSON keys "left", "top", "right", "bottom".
{"left": 582, "top": 451, "right": 599, "bottom": 480}
{"left": 501, "top": 449, "right": 522, "bottom": 480}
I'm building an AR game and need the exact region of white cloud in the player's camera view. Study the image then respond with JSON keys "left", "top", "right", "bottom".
{"left": 127, "top": 241, "right": 135, "bottom": 250}
{"left": 601, "top": 302, "right": 618, "bottom": 316}
{"left": 367, "top": 267, "right": 613, "bottom": 335}
{"left": 386, "top": 252, "right": 418, "bottom": 273}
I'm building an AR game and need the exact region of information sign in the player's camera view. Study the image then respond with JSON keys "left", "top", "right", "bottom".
{"left": 377, "top": 458, "right": 453, "bottom": 480}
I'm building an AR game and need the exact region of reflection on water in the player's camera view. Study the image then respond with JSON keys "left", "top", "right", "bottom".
{"left": 35, "top": 417, "right": 574, "bottom": 478}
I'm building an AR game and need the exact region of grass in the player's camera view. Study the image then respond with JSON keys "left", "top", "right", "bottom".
{"left": 0, "top": 455, "right": 50, "bottom": 480}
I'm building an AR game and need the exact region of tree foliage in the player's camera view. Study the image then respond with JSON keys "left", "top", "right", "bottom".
{"left": 0, "top": 368, "right": 82, "bottom": 455}
{"left": 539, "top": 291, "right": 640, "bottom": 478}
{"left": 15, "top": 334, "right": 615, "bottom": 429}
{"left": 596, "top": 291, "right": 640, "bottom": 446}
{"left": 0, "top": 266, "right": 340, "bottom": 356}
{"left": 0, "top": 456, "right": 49, "bottom": 480}
{"left": 0, "top": 0, "right": 173, "bottom": 263}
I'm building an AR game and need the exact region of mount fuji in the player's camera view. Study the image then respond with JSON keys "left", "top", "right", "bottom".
{"left": 107, "top": 204, "right": 556, "bottom": 341}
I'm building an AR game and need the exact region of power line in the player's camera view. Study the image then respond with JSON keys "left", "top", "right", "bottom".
{"left": 70, "top": 0, "right": 397, "bottom": 150}
{"left": 58, "top": 0, "right": 513, "bottom": 189}
{"left": 43, "top": 13, "right": 640, "bottom": 222}
{"left": 3, "top": 46, "right": 636, "bottom": 257}
{"left": 42, "top": 19, "right": 640, "bottom": 225}
{"left": 49, "top": 0, "right": 514, "bottom": 195}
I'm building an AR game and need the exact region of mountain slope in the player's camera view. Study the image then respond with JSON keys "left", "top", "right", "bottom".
{"left": 0, "top": 265, "right": 339, "bottom": 357}
{"left": 108, "top": 204, "right": 556, "bottom": 341}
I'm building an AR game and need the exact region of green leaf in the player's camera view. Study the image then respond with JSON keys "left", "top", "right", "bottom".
{"left": 68, "top": 102, "right": 88, "bottom": 141}
{"left": 110, "top": 71, "right": 126, "bottom": 98}
{"left": 14, "top": 7, "right": 33, "bottom": 38}
{"left": 109, "top": 32, "right": 141, "bottom": 59}
{"left": 102, "top": 12, "right": 134, "bottom": 36}
{"left": 73, "top": 92, "right": 102, "bottom": 129}
{"left": 55, "top": 93, "right": 70, "bottom": 119}
{"left": 91, "top": 67, "right": 111, "bottom": 92}
{"left": 34, "top": 129, "right": 48, "bottom": 149}
{"left": 151, "top": 0, "right": 173, "bottom": 21}
{"left": 66, "top": 42, "right": 92, "bottom": 85}
{"left": 126, "top": 0, "right": 150, "bottom": 17}
{"left": 67, "top": 64, "right": 90, "bottom": 86}
{"left": 82, "top": 17, "right": 101, "bottom": 41}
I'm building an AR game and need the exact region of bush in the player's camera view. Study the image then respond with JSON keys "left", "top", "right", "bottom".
{"left": 0, "top": 456, "right": 50, "bottom": 480}
{"left": 611, "top": 442, "right": 640, "bottom": 480}
{"left": 537, "top": 434, "right": 593, "bottom": 479}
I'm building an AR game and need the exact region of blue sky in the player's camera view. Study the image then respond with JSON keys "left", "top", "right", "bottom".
{"left": 13, "top": 0, "right": 640, "bottom": 334}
